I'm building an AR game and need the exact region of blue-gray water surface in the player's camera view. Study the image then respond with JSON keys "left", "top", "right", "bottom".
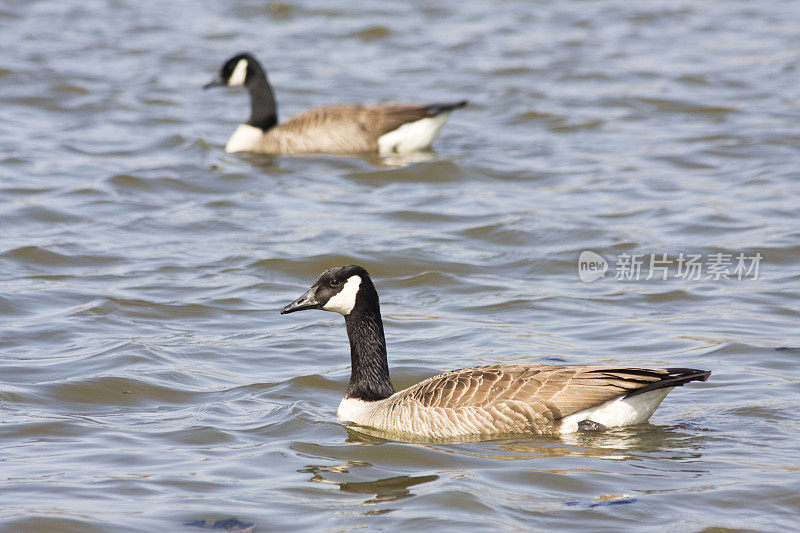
{"left": 1, "top": 1, "right": 799, "bottom": 531}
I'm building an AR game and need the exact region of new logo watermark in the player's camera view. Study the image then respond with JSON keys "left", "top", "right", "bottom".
{"left": 578, "top": 251, "right": 608, "bottom": 282}
{"left": 578, "top": 251, "right": 762, "bottom": 282}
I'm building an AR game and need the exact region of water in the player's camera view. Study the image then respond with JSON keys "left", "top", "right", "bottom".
{"left": 2, "top": 0, "right": 799, "bottom": 531}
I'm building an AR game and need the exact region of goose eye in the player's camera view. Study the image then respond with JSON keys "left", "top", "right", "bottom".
{"left": 330, "top": 279, "right": 340, "bottom": 287}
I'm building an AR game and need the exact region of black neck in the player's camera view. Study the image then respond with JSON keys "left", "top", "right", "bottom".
{"left": 245, "top": 65, "right": 278, "bottom": 131}
{"left": 343, "top": 303, "right": 395, "bottom": 402}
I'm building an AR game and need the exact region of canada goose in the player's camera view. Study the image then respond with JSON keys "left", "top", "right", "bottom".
{"left": 281, "top": 265, "right": 711, "bottom": 439}
{"left": 204, "top": 53, "right": 467, "bottom": 155}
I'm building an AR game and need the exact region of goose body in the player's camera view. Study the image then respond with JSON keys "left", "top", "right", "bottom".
{"left": 281, "top": 266, "right": 711, "bottom": 439}
{"left": 205, "top": 53, "right": 466, "bottom": 155}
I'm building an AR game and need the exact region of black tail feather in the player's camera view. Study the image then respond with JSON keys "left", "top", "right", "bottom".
{"left": 426, "top": 100, "right": 468, "bottom": 116}
{"left": 624, "top": 368, "right": 711, "bottom": 398}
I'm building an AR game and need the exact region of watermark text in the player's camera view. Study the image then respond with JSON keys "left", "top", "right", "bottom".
{"left": 578, "top": 251, "right": 762, "bottom": 282}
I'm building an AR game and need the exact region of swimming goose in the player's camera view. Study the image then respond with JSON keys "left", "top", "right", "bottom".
{"left": 204, "top": 53, "right": 467, "bottom": 155}
{"left": 281, "top": 265, "right": 711, "bottom": 439}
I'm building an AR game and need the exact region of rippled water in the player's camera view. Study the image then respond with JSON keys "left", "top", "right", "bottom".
{"left": 2, "top": 1, "right": 800, "bottom": 531}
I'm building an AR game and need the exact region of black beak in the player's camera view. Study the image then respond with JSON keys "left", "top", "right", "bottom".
{"left": 203, "top": 75, "right": 225, "bottom": 90}
{"left": 281, "top": 287, "right": 321, "bottom": 314}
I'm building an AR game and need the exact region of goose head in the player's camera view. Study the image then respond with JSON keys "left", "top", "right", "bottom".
{"left": 204, "top": 52, "right": 261, "bottom": 89}
{"left": 281, "top": 265, "right": 378, "bottom": 317}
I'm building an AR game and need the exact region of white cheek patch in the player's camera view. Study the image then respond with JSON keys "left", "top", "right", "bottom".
{"left": 322, "top": 276, "right": 362, "bottom": 315}
{"left": 228, "top": 59, "right": 248, "bottom": 86}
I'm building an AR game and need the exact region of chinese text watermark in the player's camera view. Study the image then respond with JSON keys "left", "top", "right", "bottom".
{"left": 578, "top": 251, "right": 762, "bottom": 282}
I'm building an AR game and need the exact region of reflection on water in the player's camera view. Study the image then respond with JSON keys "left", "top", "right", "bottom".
{"left": 231, "top": 146, "right": 438, "bottom": 170}
{"left": 369, "top": 150, "right": 439, "bottom": 167}
{"left": 299, "top": 461, "right": 439, "bottom": 505}
{"left": 347, "top": 424, "right": 702, "bottom": 454}
{"left": 345, "top": 423, "right": 707, "bottom": 466}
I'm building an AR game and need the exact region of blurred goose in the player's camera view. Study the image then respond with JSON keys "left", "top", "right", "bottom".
{"left": 281, "top": 265, "right": 711, "bottom": 439}
{"left": 204, "top": 52, "right": 467, "bottom": 155}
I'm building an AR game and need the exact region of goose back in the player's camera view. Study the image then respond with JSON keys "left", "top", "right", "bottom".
{"left": 251, "top": 104, "right": 451, "bottom": 154}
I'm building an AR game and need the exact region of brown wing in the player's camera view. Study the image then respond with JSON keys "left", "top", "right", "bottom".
{"left": 394, "top": 364, "right": 681, "bottom": 420}
{"left": 263, "top": 104, "right": 434, "bottom": 153}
